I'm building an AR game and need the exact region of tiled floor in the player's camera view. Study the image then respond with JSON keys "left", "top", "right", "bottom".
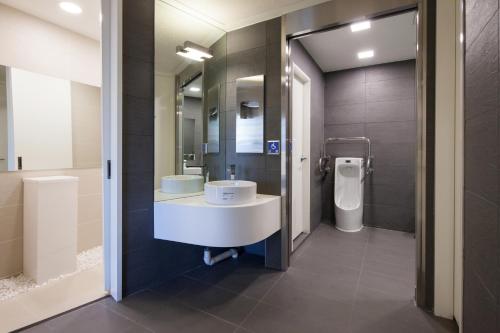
{"left": 1, "top": 265, "right": 106, "bottom": 333}
{"left": 18, "top": 224, "right": 457, "bottom": 333}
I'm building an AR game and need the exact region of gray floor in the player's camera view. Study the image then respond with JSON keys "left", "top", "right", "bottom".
{"left": 19, "top": 224, "right": 457, "bottom": 333}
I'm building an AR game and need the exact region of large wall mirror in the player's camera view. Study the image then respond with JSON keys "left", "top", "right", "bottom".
{"left": 0, "top": 65, "right": 101, "bottom": 172}
{"left": 154, "top": 0, "right": 227, "bottom": 201}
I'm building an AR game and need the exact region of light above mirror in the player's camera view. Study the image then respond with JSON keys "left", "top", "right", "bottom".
{"left": 357, "top": 50, "right": 374, "bottom": 59}
{"left": 190, "top": 87, "right": 201, "bottom": 92}
{"left": 59, "top": 2, "right": 82, "bottom": 15}
{"left": 176, "top": 41, "right": 213, "bottom": 62}
{"left": 350, "top": 20, "right": 370, "bottom": 32}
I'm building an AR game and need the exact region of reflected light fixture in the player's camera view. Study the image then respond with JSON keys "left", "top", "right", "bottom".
{"left": 357, "top": 50, "right": 374, "bottom": 59}
{"left": 59, "top": 2, "right": 82, "bottom": 14}
{"left": 350, "top": 20, "right": 370, "bottom": 32}
{"left": 190, "top": 87, "right": 201, "bottom": 92}
{"left": 176, "top": 41, "right": 213, "bottom": 62}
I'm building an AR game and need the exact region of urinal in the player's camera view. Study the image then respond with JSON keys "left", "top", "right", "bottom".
{"left": 334, "top": 157, "right": 365, "bottom": 232}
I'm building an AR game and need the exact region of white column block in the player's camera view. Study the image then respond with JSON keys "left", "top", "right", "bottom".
{"left": 23, "top": 176, "right": 78, "bottom": 284}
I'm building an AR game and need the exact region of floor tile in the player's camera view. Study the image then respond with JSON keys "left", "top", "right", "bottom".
{"left": 174, "top": 279, "right": 258, "bottom": 325}
{"left": 19, "top": 225, "right": 457, "bottom": 333}
{"left": 127, "top": 298, "right": 236, "bottom": 333}
{"left": 0, "top": 298, "right": 40, "bottom": 333}
{"left": 103, "top": 290, "right": 172, "bottom": 323}
{"left": 262, "top": 280, "right": 352, "bottom": 326}
{"left": 293, "top": 247, "right": 364, "bottom": 272}
{"left": 186, "top": 255, "right": 283, "bottom": 300}
{"left": 363, "top": 257, "right": 414, "bottom": 283}
{"left": 45, "top": 302, "right": 147, "bottom": 333}
{"left": 15, "top": 324, "right": 54, "bottom": 333}
{"left": 358, "top": 270, "right": 414, "bottom": 299}
{"left": 241, "top": 302, "right": 349, "bottom": 333}
{"left": 15, "top": 266, "right": 106, "bottom": 321}
{"left": 273, "top": 266, "right": 359, "bottom": 303}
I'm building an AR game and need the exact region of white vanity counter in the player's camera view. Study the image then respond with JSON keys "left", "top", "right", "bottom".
{"left": 154, "top": 194, "right": 281, "bottom": 247}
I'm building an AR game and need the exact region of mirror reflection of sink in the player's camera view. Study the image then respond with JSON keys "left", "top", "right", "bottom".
{"left": 161, "top": 175, "right": 204, "bottom": 194}
{"left": 183, "top": 166, "right": 202, "bottom": 175}
{"left": 204, "top": 180, "right": 257, "bottom": 205}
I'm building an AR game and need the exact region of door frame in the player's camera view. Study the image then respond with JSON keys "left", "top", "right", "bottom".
{"left": 290, "top": 62, "right": 311, "bottom": 246}
{"left": 283, "top": 0, "right": 433, "bottom": 309}
{"left": 101, "top": 0, "right": 123, "bottom": 301}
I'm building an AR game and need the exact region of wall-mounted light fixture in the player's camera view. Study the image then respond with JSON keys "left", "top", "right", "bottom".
{"left": 190, "top": 87, "right": 201, "bottom": 92}
{"left": 176, "top": 41, "right": 213, "bottom": 62}
{"left": 357, "top": 50, "right": 374, "bottom": 59}
{"left": 350, "top": 20, "right": 370, "bottom": 32}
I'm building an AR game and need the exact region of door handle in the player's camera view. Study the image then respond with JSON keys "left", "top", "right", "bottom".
{"left": 300, "top": 157, "right": 308, "bottom": 162}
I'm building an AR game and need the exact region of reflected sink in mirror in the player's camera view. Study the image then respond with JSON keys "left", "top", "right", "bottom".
{"left": 204, "top": 180, "right": 257, "bottom": 205}
{"left": 155, "top": 175, "right": 205, "bottom": 202}
{"left": 161, "top": 175, "right": 204, "bottom": 194}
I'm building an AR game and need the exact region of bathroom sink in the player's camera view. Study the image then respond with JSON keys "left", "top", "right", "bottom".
{"left": 183, "top": 166, "right": 202, "bottom": 175}
{"left": 160, "top": 175, "right": 204, "bottom": 194}
{"left": 204, "top": 180, "right": 257, "bottom": 205}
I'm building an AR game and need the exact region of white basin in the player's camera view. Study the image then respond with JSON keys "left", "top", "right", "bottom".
{"left": 160, "top": 175, "right": 204, "bottom": 194}
{"left": 183, "top": 166, "right": 202, "bottom": 175}
{"left": 154, "top": 194, "right": 281, "bottom": 247}
{"left": 204, "top": 180, "right": 257, "bottom": 205}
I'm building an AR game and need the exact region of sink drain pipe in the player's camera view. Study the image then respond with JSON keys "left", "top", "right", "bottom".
{"left": 204, "top": 248, "right": 238, "bottom": 266}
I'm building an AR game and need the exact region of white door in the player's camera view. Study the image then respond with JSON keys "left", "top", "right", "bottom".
{"left": 291, "top": 64, "right": 311, "bottom": 243}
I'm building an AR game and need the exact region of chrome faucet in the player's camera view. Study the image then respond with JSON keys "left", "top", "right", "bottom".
{"left": 200, "top": 143, "right": 209, "bottom": 182}
{"left": 228, "top": 164, "right": 236, "bottom": 180}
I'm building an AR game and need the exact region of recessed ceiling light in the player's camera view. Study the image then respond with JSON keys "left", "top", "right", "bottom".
{"left": 190, "top": 87, "right": 201, "bottom": 92}
{"left": 59, "top": 2, "right": 82, "bottom": 15}
{"left": 357, "top": 50, "right": 374, "bottom": 59}
{"left": 350, "top": 20, "right": 371, "bottom": 32}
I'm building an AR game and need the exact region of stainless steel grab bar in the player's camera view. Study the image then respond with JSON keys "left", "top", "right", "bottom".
{"left": 319, "top": 136, "right": 374, "bottom": 176}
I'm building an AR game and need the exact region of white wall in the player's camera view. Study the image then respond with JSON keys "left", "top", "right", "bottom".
{"left": 154, "top": 73, "right": 176, "bottom": 189}
{"left": 0, "top": 66, "right": 6, "bottom": 172}
{"left": 0, "top": 3, "right": 101, "bottom": 87}
{"left": 434, "top": 0, "right": 461, "bottom": 321}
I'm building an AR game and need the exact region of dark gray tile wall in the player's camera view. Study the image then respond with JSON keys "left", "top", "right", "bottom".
{"left": 323, "top": 60, "right": 416, "bottom": 232}
{"left": 463, "top": 0, "right": 500, "bottom": 331}
{"left": 225, "top": 19, "right": 282, "bottom": 195}
{"left": 290, "top": 40, "right": 325, "bottom": 232}
{"left": 224, "top": 18, "right": 285, "bottom": 268}
{"left": 122, "top": 0, "right": 203, "bottom": 296}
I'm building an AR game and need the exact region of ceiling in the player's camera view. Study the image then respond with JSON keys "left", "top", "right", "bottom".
{"left": 0, "top": 0, "right": 331, "bottom": 43}
{"left": 155, "top": 0, "right": 225, "bottom": 75}
{"left": 299, "top": 11, "right": 417, "bottom": 72}
{"left": 0, "top": 0, "right": 101, "bottom": 40}
{"left": 159, "top": 0, "right": 331, "bottom": 31}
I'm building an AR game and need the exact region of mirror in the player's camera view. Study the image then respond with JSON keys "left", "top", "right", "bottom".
{"left": 0, "top": 65, "right": 101, "bottom": 172}
{"left": 154, "top": 0, "right": 226, "bottom": 201}
{"left": 206, "top": 84, "right": 220, "bottom": 154}
{"left": 236, "top": 75, "right": 265, "bottom": 154}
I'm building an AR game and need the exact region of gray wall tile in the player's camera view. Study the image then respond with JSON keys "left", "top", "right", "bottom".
{"left": 227, "top": 22, "right": 267, "bottom": 55}
{"left": 324, "top": 60, "right": 416, "bottom": 232}
{"left": 464, "top": 3, "right": 500, "bottom": 331}
{"left": 122, "top": 0, "right": 204, "bottom": 296}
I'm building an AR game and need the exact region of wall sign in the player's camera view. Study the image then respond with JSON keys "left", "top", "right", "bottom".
{"left": 267, "top": 140, "right": 280, "bottom": 155}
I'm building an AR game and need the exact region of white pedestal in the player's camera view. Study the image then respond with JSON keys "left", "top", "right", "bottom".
{"left": 23, "top": 176, "right": 78, "bottom": 284}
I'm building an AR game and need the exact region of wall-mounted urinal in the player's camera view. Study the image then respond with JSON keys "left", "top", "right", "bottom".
{"left": 334, "top": 157, "right": 364, "bottom": 232}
